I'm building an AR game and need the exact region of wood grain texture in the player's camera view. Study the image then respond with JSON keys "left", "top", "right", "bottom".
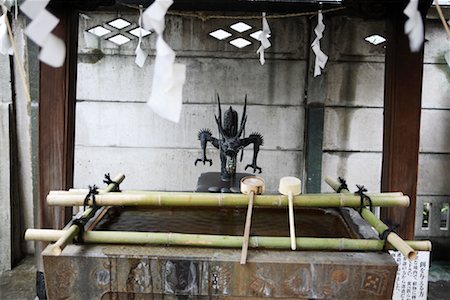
{"left": 381, "top": 15, "right": 424, "bottom": 240}
{"left": 39, "top": 8, "right": 78, "bottom": 229}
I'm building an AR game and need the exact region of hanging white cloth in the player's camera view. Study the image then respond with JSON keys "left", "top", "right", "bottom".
{"left": 0, "top": 12, "right": 13, "bottom": 55}
{"left": 142, "top": 0, "right": 186, "bottom": 123}
{"left": 311, "top": 11, "right": 328, "bottom": 77}
{"left": 135, "top": 6, "right": 148, "bottom": 68}
{"left": 403, "top": 0, "right": 424, "bottom": 52}
{"left": 20, "top": 0, "right": 66, "bottom": 67}
{"left": 256, "top": 12, "right": 271, "bottom": 65}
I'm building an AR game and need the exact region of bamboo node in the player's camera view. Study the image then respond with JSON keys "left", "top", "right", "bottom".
{"left": 339, "top": 193, "right": 344, "bottom": 207}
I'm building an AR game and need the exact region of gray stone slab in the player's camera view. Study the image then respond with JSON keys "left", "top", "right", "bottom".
{"left": 0, "top": 103, "right": 12, "bottom": 272}
{"left": 418, "top": 154, "right": 450, "bottom": 195}
{"left": 78, "top": 12, "right": 308, "bottom": 59}
{"left": 321, "top": 152, "right": 382, "bottom": 193}
{"left": 75, "top": 102, "right": 304, "bottom": 150}
{"left": 424, "top": 19, "right": 450, "bottom": 64}
{"left": 0, "top": 55, "right": 11, "bottom": 103}
{"left": 12, "top": 19, "right": 34, "bottom": 254}
{"left": 74, "top": 146, "right": 302, "bottom": 193}
{"left": 420, "top": 109, "right": 450, "bottom": 153}
{"left": 323, "top": 107, "right": 383, "bottom": 152}
{"left": 329, "top": 17, "right": 386, "bottom": 62}
{"left": 325, "top": 62, "right": 384, "bottom": 107}
{"left": 421, "top": 64, "right": 450, "bottom": 109}
{"left": 76, "top": 55, "right": 307, "bottom": 105}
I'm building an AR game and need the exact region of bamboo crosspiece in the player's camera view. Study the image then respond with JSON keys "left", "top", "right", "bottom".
{"left": 46, "top": 191, "right": 410, "bottom": 208}
{"left": 24, "top": 174, "right": 432, "bottom": 256}
{"left": 324, "top": 176, "right": 420, "bottom": 260}
{"left": 50, "top": 173, "right": 125, "bottom": 255}
{"left": 24, "top": 229, "right": 432, "bottom": 252}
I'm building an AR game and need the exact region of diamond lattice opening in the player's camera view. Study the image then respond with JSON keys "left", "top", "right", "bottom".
{"left": 230, "top": 22, "right": 252, "bottom": 33}
{"left": 108, "top": 34, "right": 131, "bottom": 46}
{"left": 87, "top": 26, "right": 111, "bottom": 37}
{"left": 364, "top": 34, "right": 386, "bottom": 45}
{"left": 108, "top": 18, "right": 131, "bottom": 29}
{"left": 250, "top": 30, "right": 271, "bottom": 41}
{"left": 129, "top": 27, "right": 152, "bottom": 38}
{"left": 209, "top": 29, "right": 232, "bottom": 40}
{"left": 229, "top": 38, "right": 252, "bottom": 48}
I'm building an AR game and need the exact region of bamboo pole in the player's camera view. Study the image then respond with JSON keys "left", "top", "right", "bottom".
{"left": 324, "top": 176, "right": 419, "bottom": 260}
{"left": 24, "top": 229, "right": 432, "bottom": 252}
{"left": 47, "top": 191, "right": 410, "bottom": 208}
{"left": 50, "top": 173, "right": 125, "bottom": 255}
{"left": 55, "top": 188, "right": 405, "bottom": 198}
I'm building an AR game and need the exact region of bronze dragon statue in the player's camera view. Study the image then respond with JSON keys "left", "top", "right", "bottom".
{"left": 195, "top": 95, "right": 263, "bottom": 181}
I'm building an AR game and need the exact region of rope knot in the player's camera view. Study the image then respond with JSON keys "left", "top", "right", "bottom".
{"left": 354, "top": 184, "right": 372, "bottom": 214}
{"left": 72, "top": 216, "right": 88, "bottom": 244}
{"left": 379, "top": 224, "right": 399, "bottom": 250}
{"left": 337, "top": 177, "right": 348, "bottom": 193}
{"left": 83, "top": 185, "right": 99, "bottom": 210}
{"left": 103, "top": 173, "right": 121, "bottom": 192}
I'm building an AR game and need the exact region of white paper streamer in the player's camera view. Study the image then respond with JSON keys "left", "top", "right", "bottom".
{"left": 403, "top": 0, "right": 424, "bottom": 52}
{"left": 0, "top": 13, "right": 13, "bottom": 55}
{"left": 311, "top": 11, "right": 328, "bottom": 77}
{"left": 20, "top": 0, "right": 66, "bottom": 67}
{"left": 256, "top": 12, "right": 271, "bottom": 65}
{"left": 142, "top": 0, "right": 186, "bottom": 123}
{"left": 135, "top": 6, "right": 148, "bottom": 68}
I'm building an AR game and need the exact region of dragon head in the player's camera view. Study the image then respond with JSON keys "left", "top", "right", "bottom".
{"left": 215, "top": 95, "right": 248, "bottom": 180}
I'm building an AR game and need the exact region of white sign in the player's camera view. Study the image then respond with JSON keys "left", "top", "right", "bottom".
{"left": 390, "top": 251, "right": 430, "bottom": 300}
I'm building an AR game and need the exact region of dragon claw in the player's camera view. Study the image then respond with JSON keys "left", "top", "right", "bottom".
{"left": 245, "top": 164, "right": 262, "bottom": 174}
{"left": 195, "top": 158, "right": 212, "bottom": 166}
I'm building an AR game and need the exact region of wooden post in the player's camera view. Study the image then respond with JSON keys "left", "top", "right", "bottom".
{"left": 38, "top": 7, "right": 78, "bottom": 230}
{"left": 381, "top": 13, "right": 425, "bottom": 239}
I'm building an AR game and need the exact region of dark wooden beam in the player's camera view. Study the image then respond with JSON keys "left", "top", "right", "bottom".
{"left": 380, "top": 15, "right": 425, "bottom": 240}
{"left": 39, "top": 8, "right": 78, "bottom": 230}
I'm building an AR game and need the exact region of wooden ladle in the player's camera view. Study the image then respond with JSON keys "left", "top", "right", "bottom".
{"left": 240, "top": 176, "right": 265, "bottom": 264}
{"left": 279, "top": 176, "right": 301, "bottom": 250}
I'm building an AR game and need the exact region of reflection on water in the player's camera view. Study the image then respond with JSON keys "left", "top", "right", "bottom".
{"left": 94, "top": 207, "right": 354, "bottom": 238}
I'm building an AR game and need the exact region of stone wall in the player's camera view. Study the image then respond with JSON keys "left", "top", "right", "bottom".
{"left": 415, "top": 19, "right": 450, "bottom": 238}
{"left": 74, "top": 11, "right": 308, "bottom": 192}
{"left": 73, "top": 12, "right": 450, "bottom": 238}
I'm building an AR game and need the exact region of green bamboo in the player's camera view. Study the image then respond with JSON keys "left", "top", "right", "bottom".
{"left": 61, "top": 188, "right": 404, "bottom": 198}
{"left": 24, "top": 229, "right": 432, "bottom": 251}
{"left": 325, "top": 176, "right": 421, "bottom": 260}
{"left": 50, "top": 173, "right": 125, "bottom": 255}
{"left": 47, "top": 191, "right": 410, "bottom": 208}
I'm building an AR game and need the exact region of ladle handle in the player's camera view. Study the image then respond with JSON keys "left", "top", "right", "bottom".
{"left": 240, "top": 191, "right": 254, "bottom": 264}
{"left": 288, "top": 191, "right": 296, "bottom": 250}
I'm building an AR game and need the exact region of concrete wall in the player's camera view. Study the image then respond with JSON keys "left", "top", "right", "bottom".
{"left": 0, "top": 15, "right": 35, "bottom": 271}
{"left": 12, "top": 17, "right": 34, "bottom": 254}
{"left": 74, "top": 12, "right": 449, "bottom": 238}
{"left": 320, "top": 17, "right": 385, "bottom": 193}
{"left": 74, "top": 12, "right": 308, "bottom": 192}
{"left": 0, "top": 52, "right": 13, "bottom": 273}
